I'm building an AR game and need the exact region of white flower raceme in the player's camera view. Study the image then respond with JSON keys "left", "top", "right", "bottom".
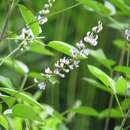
{"left": 73, "top": 21, "right": 103, "bottom": 58}
{"left": 18, "top": 27, "right": 34, "bottom": 40}
{"left": 17, "top": 1, "right": 56, "bottom": 51}
{"left": 17, "top": 26, "right": 34, "bottom": 51}
{"left": 92, "top": 21, "right": 103, "bottom": 33}
{"left": 35, "top": 57, "right": 80, "bottom": 90}
{"left": 84, "top": 32, "right": 98, "bottom": 46}
{"left": 36, "top": 0, "right": 55, "bottom": 25}
{"left": 53, "top": 57, "right": 80, "bottom": 78}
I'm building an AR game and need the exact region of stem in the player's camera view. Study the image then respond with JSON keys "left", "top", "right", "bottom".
{"left": 104, "top": 94, "right": 113, "bottom": 130}
{"left": 120, "top": 42, "right": 130, "bottom": 130}
{"left": 20, "top": 74, "right": 28, "bottom": 90}
{"left": 0, "top": 46, "right": 20, "bottom": 66}
{"left": 120, "top": 108, "right": 130, "bottom": 130}
{"left": 0, "top": 0, "right": 17, "bottom": 40}
{"left": 115, "top": 94, "right": 124, "bottom": 117}
{"left": 104, "top": 69, "right": 114, "bottom": 130}
{"left": 0, "top": 83, "right": 37, "bottom": 105}
{"left": 0, "top": 38, "right": 28, "bottom": 67}
{"left": 6, "top": 36, "right": 45, "bottom": 40}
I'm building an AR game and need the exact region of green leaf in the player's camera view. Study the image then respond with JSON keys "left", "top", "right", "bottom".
{"left": 30, "top": 40, "right": 54, "bottom": 56}
{"left": 77, "top": 0, "right": 110, "bottom": 15}
{"left": 116, "top": 76, "right": 127, "bottom": 95}
{"left": 99, "top": 108, "right": 122, "bottom": 118}
{"left": 83, "top": 77, "right": 113, "bottom": 94}
{"left": 0, "top": 88, "right": 42, "bottom": 109}
{"left": 90, "top": 49, "right": 115, "bottom": 68}
{"left": 120, "top": 98, "right": 130, "bottom": 111}
{"left": 48, "top": 41, "right": 83, "bottom": 59}
{"left": 0, "top": 115, "right": 8, "bottom": 130}
{"left": 4, "top": 58, "right": 29, "bottom": 75}
{"left": 113, "top": 39, "right": 126, "bottom": 49}
{"left": 110, "top": 0, "right": 130, "bottom": 16}
{"left": 104, "top": 1, "right": 116, "bottom": 15}
{"left": 19, "top": 4, "right": 42, "bottom": 36}
{"left": 0, "top": 75, "right": 13, "bottom": 88}
{"left": 12, "top": 104, "right": 41, "bottom": 121}
{"left": 69, "top": 106, "right": 99, "bottom": 117}
{"left": 0, "top": 94, "right": 15, "bottom": 107}
{"left": 114, "top": 126, "right": 124, "bottom": 130}
{"left": 88, "top": 65, "right": 116, "bottom": 92}
{"left": 13, "top": 118, "right": 23, "bottom": 130}
{"left": 114, "top": 66, "right": 130, "bottom": 75}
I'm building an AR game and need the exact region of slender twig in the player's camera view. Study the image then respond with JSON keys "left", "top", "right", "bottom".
{"left": 20, "top": 74, "right": 28, "bottom": 90}
{"left": 120, "top": 108, "right": 130, "bottom": 130}
{"left": 115, "top": 94, "right": 124, "bottom": 116}
{"left": 0, "top": 83, "right": 37, "bottom": 105}
{"left": 120, "top": 42, "right": 130, "bottom": 130}
{"left": 5, "top": 36, "right": 45, "bottom": 40}
{"left": 0, "top": 37, "right": 29, "bottom": 67}
{"left": 0, "top": 0, "right": 17, "bottom": 40}
{"left": 104, "top": 94, "right": 113, "bottom": 130}
{"left": 0, "top": 46, "right": 20, "bottom": 66}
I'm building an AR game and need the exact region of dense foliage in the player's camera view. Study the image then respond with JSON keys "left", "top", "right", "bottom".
{"left": 0, "top": 0, "right": 130, "bottom": 130}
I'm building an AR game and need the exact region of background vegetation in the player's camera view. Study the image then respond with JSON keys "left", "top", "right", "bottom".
{"left": 0, "top": 0, "right": 130, "bottom": 130}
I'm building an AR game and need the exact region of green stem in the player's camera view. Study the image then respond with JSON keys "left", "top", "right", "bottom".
{"left": 20, "top": 74, "right": 28, "bottom": 90}
{"left": 114, "top": 94, "right": 124, "bottom": 117}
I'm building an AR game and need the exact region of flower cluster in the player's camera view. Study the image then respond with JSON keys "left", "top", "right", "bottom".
{"left": 17, "top": 0, "right": 56, "bottom": 51}
{"left": 36, "top": 0, "right": 55, "bottom": 25}
{"left": 35, "top": 21, "right": 103, "bottom": 90}
{"left": 34, "top": 57, "right": 80, "bottom": 90}
{"left": 17, "top": 26, "right": 34, "bottom": 51}
{"left": 124, "top": 28, "right": 130, "bottom": 41}
{"left": 72, "top": 21, "right": 103, "bottom": 58}
{"left": 53, "top": 57, "right": 80, "bottom": 78}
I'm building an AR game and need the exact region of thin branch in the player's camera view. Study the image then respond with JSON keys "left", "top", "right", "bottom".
{"left": 120, "top": 108, "right": 130, "bottom": 130}
{"left": 0, "top": 0, "right": 17, "bottom": 40}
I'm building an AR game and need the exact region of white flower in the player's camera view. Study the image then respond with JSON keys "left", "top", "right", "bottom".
{"left": 80, "top": 49, "right": 89, "bottom": 58}
{"left": 45, "top": 67, "right": 52, "bottom": 74}
{"left": 71, "top": 48, "right": 78, "bottom": 58}
{"left": 34, "top": 78, "right": 38, "bottom": 83}
{"left": 69, "top": 65, "right": 74, "bottom": 70}
{"left": 76, "top": 40, "right": 85, "bottom": 49}
{"left": 38, "top": 82, "right": 46, "bottom": 90}
{"left": 73, "top": 60, "right": 80, "bottom": 68}
{"left": 54, "top": 68, "right": 60, "bottom": 75}
{"left": 84, "top": 32, "right": 98, "bottom": 46}
{"left": 124, "top": 29, "right": 130, "bottom": 41}
{"left": 0, "top": 93, "right": 2, "bottom": 96}
{"left": 46, "top": 106, "right": 54, "bottom": 116}
{"left": 63, "top": 68, "right": 69, "bottom": 73}
{"left": 4, "top": 109, "right": 12, "bottom": 115}
{"left": 59, "top": 73, "right": 65, "bottom": 78}
{"left": 60, "top": 57, "right": 70, "bottom": 65}
{"left": 92, "top": 21, "right": 103, "bottom": 33}
{"left": 36, "top": 0, "right": 55, "bottom": 25}
{"left": 36, "top": 15, "right": 48, "bottom": 25}
{"left": 44, "top": 4, "right": 50, "bottom": 9}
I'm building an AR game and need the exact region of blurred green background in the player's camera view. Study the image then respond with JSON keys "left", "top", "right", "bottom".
{"left": 0, "top": 0, "right": 130, "bottom": 130}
